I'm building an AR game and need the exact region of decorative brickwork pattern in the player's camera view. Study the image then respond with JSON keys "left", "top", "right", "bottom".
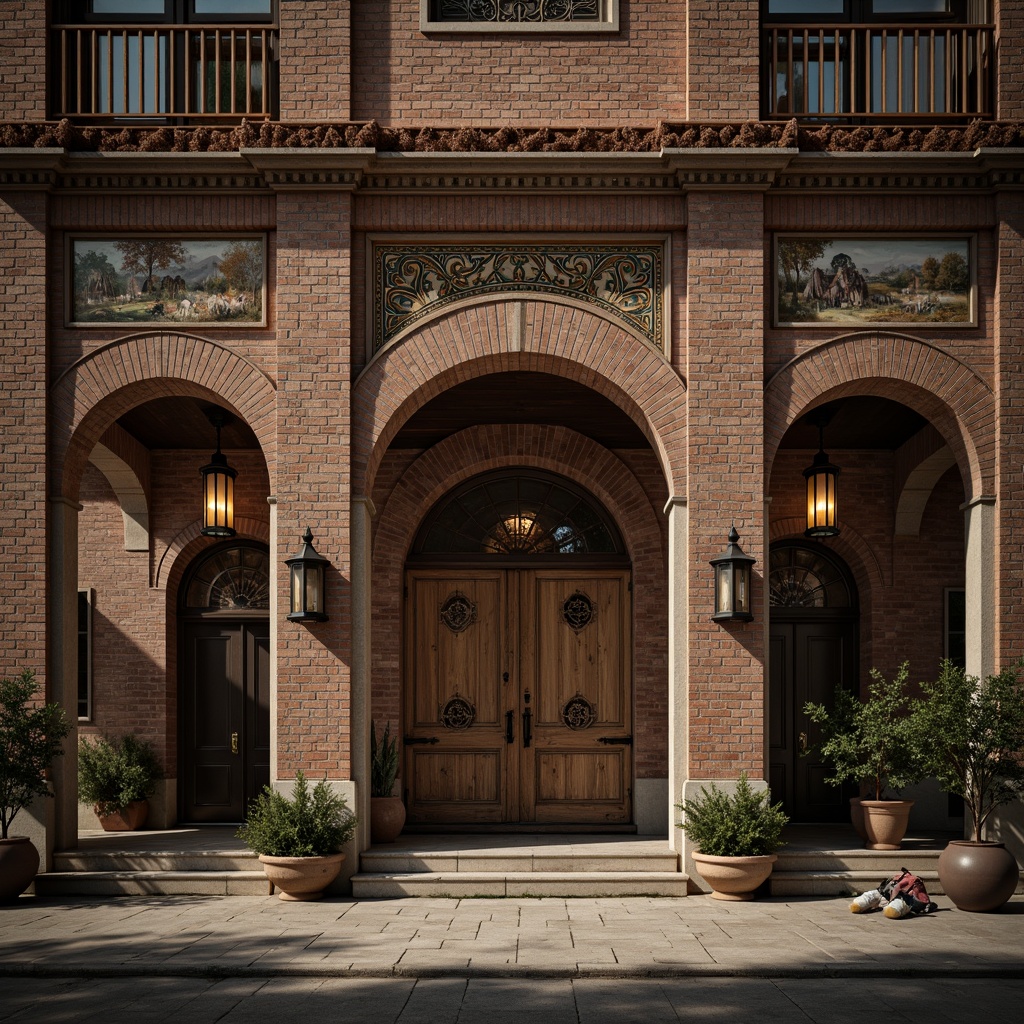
{"left": 995, "top": 202, "right": 1024, "bottom": 665}
{"left": 351, "top": 1, "right": 687, "bottom": 125}
{"left": 274, "top": 192, "right": 354, "bottom": 778}
{"left": 685, "top": 191, "right": 766, "bottom": 778}
{"left": 0, "top": 195, "right": 48, "bottom": 677}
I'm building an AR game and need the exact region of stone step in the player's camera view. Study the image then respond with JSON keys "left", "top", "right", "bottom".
{"left": 360, "top": 849, "right": 680, "bottom": 875}
{"left": 34, "top": 870, "right": 269, "bottom": 897}
{"left": 350, "top": 870, "right": 689, "bottom": 898}
{"left": 53, "top": 850, "right": 261, "bottom": 873}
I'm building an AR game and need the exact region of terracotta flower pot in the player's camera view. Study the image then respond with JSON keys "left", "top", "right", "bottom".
{"left": 0, "top": 837, "right": 40, "bottom": 903}
{"left": 95, "top": 799, "right": 148, "bottom": 831}
{"left": 259, "top": 852, "right": 346, "bottom": 901}
{"left": 691, "top": 851, "right": 777, "bottom": 901}
{"left": 370, "top": 796, "right": 406, "bottom": 844}
{"left": 860, "top": 799, "right": 913, "bottom": 850}
{"left": 938, "top": 840, "right": 1019, "bottom": 913}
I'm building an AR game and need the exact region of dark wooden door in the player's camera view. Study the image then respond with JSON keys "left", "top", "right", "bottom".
{"left": 181, "top": 620, "right": 270, "bottom": 823}
{"left": 403, "top": 568, "right": 632, "bottom": 826}
{"left": 769, "top": 618, "right": 857, "bottom": 822}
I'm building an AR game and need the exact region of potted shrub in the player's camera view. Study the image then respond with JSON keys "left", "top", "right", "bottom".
{"left": 237, "top": 770, "right": 358, "bottom": 901}
{"left": 369, "top": 719, "right": 405, "bottom": 844}
{"left": 676, "top": 771, "right": 788, "bottom": 900}
{"left": 915, "top": 660, "right": 1024, "bottom": 912}
{"left": 804, "top": 663, "right": 924, "bottom": 850}
{"left": 0, "top": 669, "right": 71, "bottom": 902}
{"left": 78, "top": 733, "right": 161, "bottom": 831}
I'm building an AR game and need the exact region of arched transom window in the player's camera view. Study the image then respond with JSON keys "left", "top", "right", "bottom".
{"left": 183, "top": 543, "right": 270, "bottom": 612}
{"left": 769, "top": 542, "right": 854, "bottom": 609}
{"left": 412, "top": 470, "right": 624, "bottom": 558}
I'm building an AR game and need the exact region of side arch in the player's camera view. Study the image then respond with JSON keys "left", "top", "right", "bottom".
{"left": 51, "top": 332, "right": 277, "bottom": 499}
{"left": 353, "top": 297, "right": 687, "bottom": 499}
{"left": 764, "top": 332, "right": 993, "bottom": 502}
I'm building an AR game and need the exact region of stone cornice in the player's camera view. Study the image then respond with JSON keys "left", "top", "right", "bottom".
{"left": 2, "top": 143, "right": 1021, "bottom": 194}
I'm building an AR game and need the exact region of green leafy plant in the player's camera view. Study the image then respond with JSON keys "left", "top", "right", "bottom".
{"left": 676, "top": 772, "right": 788, "bottom": 857}
{"left": 804, "top": 662, "right": 924, "bottom": 801}
{"left": 915, "top": 659, "right": 1024, "bottom": 842}
{"left": 236, "top": 771, "right": 357, "bottom": 857}
{"left": 78, "top": 733, "right": 161, "bottom": 815}
{"left": 0, "top": 669, "right": 71, "bottom": 839}
{"left": 370, "top": 720, "right": 399, "bottom": 798}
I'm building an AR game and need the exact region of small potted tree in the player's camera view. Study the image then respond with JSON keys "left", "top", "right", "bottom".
{"left": 0, "top": 669, "right": 71, "bottom": 902}
{"left": 78, "top": 733, "right": 161, "bottom": 831}
{"left": 915, "top": 660, "right": 1024, "bottom": 912}
{"left": 676, "top": 772, "right": 788, "bottom": 900}
{"left": 805, "top": 663, "right": 924, "bottom": 850}
{"left": 369, "top": 720, "right": 405, "bottom": 844}
{"left": 237, "top": 771, "right": 358, "bottom": 901}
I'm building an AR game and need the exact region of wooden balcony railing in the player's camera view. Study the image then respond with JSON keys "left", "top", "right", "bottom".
{"left": 763, "top": 23, "right": 993, "bottom": 122}
{"left": 52, "top": 23, "right": 278, "bottom": 123}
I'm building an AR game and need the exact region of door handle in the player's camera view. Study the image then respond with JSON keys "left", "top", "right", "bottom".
{"left": 799, "top": 731, "right": 808, "bottom": 754}
{"left": 505, "top": 710, "right": 515, "bottom": 744}
{"left": 403, "top": 736, "right": 439, "bottom": 745}
{"left": 231, "top": 732, "right": 239, "bottom": 755}
{"left": 522, "top": 707, "right": 532, "bottom": 748}
{"left": 598, "top": 736, "right": 633, "bottom": 745}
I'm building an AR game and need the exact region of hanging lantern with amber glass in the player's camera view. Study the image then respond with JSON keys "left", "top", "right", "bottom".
{"left": 286, "top": 528, "right": 329, "bottom": 622}
{"left": 200, "top": 410, "right": 236, "bottom": 538}
{"left": 710, "top": 527, "right": 756, "bottom": 623}
{"left": 804, "top": 417, "right": 840, "bottom": 539}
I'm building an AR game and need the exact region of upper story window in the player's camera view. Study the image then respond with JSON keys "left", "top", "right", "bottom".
{"left": 51, "top": 1, "right": 277, "bottom": 123}
{"left": 422, "top": 1, "right": 619, "bottom": 33}
{"left": 762, "top": 1, "right": 993, "bottom": 123}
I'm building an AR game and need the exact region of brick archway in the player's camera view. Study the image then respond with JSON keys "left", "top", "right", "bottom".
{"left": 51, "top": 332, "right": 277, "bottom": 499}
{"left": 764, "top": 332, "right": 993, "bottom": 501}
{"left": 353, "top": 297, "right": 687, "bottom": 499}
{"left": 371, "top": 423, "right": 668, "bottom": 784}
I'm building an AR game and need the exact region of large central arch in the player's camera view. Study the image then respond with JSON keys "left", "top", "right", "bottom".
{"left": 353, "top": 297, "right": 688, "bottom": 500}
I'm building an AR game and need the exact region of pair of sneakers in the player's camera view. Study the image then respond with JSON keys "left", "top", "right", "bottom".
{"left": 849, "top": 887, "right": 939, "bottom": 917}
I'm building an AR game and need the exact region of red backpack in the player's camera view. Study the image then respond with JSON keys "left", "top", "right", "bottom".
{"left": 880, "top": 868, "right": 939, "bottom": 915}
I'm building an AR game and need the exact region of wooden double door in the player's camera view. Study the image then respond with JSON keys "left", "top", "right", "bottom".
{"left": 181, "top": 619, "right": 270, "bottom": 823}
{"left": 404, "top": 568, "right": 633, "bottom": 826}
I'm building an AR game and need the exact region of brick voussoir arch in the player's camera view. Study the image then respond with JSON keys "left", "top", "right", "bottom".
{"left": 764, "top": 332, "right": 993, "bottom": 500}
{"left": 51, "top": 332, "right": 277, "bottom": 498}
{"left": 354, "top": 298, "right": 687, "bottom": 499}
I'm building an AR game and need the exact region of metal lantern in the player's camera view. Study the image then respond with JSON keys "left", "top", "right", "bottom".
{"left": 804, "top": 417, "right": 840, "bottom": 538}
{"left": 710, "top": 527, "right": 756, "bottom": 623}
{"left": 286, "top": 528, "right": 329, "bottom": 622}
{"left": 200, "top": 410, "right": 236, "bottom": 538}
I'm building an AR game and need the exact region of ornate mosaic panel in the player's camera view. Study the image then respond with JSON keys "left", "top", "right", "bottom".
{"left": 440, "top": 591, "right": 478, "bottom": 632}
{"left": 562, "top": 590, "right": 595, "bottom": 632}
{"left": 436, "top": 1, "right": 599, "bottom": 21}
{"left": 373, "top": 243, "right": 664, "bottom": 353}
{"left": 440, "top": 693, "right": 476, "bottom": 729}
{"left": 561, "top": 693, "right": 596, "bottom": 730}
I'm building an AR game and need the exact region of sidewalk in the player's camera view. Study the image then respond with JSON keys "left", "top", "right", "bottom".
{"left": 2, "top": 893, "right": 1022, "bottom": 980}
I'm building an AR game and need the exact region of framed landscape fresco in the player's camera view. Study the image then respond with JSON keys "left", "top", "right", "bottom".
{"left": 69, "top": 236, "right": 266, "bottom": 326}
{"left": 774, "top": 236, "right": 975, "bottom": 328}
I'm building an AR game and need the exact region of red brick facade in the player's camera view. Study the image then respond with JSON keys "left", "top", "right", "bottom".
{"left": 1, "top": 2, "right": 1021, "bottom": 854}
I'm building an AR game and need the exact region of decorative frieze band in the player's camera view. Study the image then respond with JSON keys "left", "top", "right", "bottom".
{"left": 373, "top": 241, "right": 665, "bottom": 352}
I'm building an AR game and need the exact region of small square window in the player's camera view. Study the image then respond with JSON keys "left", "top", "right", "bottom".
{"left": 421, "top": 1, "right": 619, "bottom": 34}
